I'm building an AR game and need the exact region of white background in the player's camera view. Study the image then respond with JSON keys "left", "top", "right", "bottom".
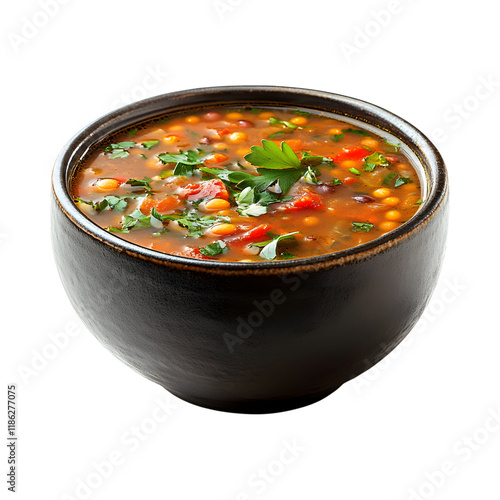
{"left": 2, "top": 1, "right": 500, "bottom": 499}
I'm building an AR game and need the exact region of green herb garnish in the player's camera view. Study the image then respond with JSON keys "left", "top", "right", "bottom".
{"left": 269, "top": 117, "right": 299, "bottom": 130}
{"left": 251, "top": 232, "right": 300, "bottom": 260}
{"left": 349, "top": 168, "right": 361, "bottom": 175}
{"left": 342, "top": 128, "right": 370, "bottom": 137}
{"left": 363, "top": 152, "right": 390, "bottom": 172}
{"left": 142, "top": 140, "right": 159, "bottom": 150}
{"left": 382, "top": 172, "right": 398, "bottom": 186}
{"left": 351, "top": 222, "right": 374, "bottom": 232}
{"left": 331, "top": 134, "right": 345, "bottom": 142}
{"left": 394, "top": 176, "right": 412, "bottom": 188}
{"left": 199, "top": 240, "right": 228, "bottom": 257}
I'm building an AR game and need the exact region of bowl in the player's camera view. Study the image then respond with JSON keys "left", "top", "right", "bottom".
{"left": 51, "top": 86, "right": 449, "bottom": 413}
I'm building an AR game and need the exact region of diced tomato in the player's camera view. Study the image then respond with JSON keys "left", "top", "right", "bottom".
{"left": 212, "top": 128, "right": 232, "bottom": 138}
{"left": 140, "top": 195, "right": 183, "bottom": 215}
{"left": 283, "top": 191, "right": 324, "bottom": 212}
{"left": 179, "top": 179, "right": 229, "bottom": 201}
{"left": 225, "top": 224, "right": 271, "bottom": 247}
{"left": 204, "top": 153, "right": 229, "bottom": 165}
{"left": 343, "top": 177, "right": 358, "bottom": 185}
{"left": 331, "top": 147, "right": 368, "bottom": 163}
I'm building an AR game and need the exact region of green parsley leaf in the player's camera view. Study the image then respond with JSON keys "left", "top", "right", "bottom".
{"left": 252, "top": 232, "right": 300, "bottom": 260}
{"left": 351, "top": 222, "right": 374, "bottom": 232}
{"left": 142, "top": 140, "right": 159, "bottom": 150}
{"left": 267, "top": 131, "right": 293, "bottom": 140}
{"left": 269, "top": 117, "right": 298, "bottom": 130}
{"left": 331, "top": 133, "right": 345, "bottom": 142}
{"left": 300, "top": 151, "right": 333, "bottom": 167}
{"left": 126, "top": 177, "right": 153, "bottom": 193}
{"left": 332, "top": 178, "right": 343, "bottom": 185}
{"left": 75, "top": 194, "right": 139, "bottom": 213}
{"left": 415, "top": 199, "right": 423, "bottom": 205}
{"left": 121, "top": 209, "right": 152, "bottom": 231}
{"left": 280, "top": 251, "right": 296, "bottom": 259}
{"left": 394, "top": 176, "right": 412, "bottom": 188}
{"left": 108, "top": 226, "right": 129, "bottom": 233}
{"left": 342, "top": 128, "right": 370, "bottom": 137}
{"left": 244, "top": 140, "right": 301, "bottom": 169}
{"left": 109, "top": 149, "right": 130, "bottom": 159}
{"left": 302, "top": 166, "right": 319, "bottom": 184}
{"left": 293, "top": 110, "right": 311, "bottom": 116}
{"left": 162, "top": 211, "right": 229, "bottom": 238}
{"left": 199, "top": 240, "right": 228, "bottom": 257}
{"left": 128, "top": 128, "right": 138, "bottom": 137}
{"left": 158, "top": 149, "right": 211, "bottom": 177}
{"left": 382, "top": 172, "right": 398, "bottom": 186}
{"left": 363, "top": 152, "right": 390, "bottom": 172}
{"left": 349, "top": 167, "right": 361, "bottom": 175}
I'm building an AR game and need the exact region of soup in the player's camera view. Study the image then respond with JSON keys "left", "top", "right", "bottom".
{"left": 71, "top": 106, "right": 423, "bottom": 261}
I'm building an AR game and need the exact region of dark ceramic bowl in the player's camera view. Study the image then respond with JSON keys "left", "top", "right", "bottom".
{"left": 51, "top": 86, "right": 448, "bottom": 413}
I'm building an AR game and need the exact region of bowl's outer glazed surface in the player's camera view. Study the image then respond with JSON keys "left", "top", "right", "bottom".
{"left": 52, "top": 87, "right": 449, "bottom": 413}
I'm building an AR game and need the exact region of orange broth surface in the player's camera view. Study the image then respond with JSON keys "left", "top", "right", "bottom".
{"left": 71, "top": 107, "right": 423, "bottom": 261}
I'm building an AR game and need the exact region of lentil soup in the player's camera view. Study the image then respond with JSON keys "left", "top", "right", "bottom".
{"left": 71, "top": 107, "right": 423, "bottom": 261}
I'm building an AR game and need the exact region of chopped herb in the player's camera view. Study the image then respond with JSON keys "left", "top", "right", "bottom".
{"left": 199, "top": 240, "right": 228, "bottom": 257}
{"left": 293, "top": 110, "right": 311, "bottom": 116}
{"left": 415, "top": 199, "right": 423, "bottom": 205}
{"left": 159, "top": 170, "right": 174, "bottom": 179}
{"left": 139, "top": 154, "right": 147, "bottom": 159}
{"left": 302, "top": 166, "right": 319, "bottom": 184}
{"left": 383, "top": 139, "right": 401, "bottom": 153}
{"left": 161, "top": 211, "right": 229, "bottom": 238}
{"left": 250, "top": 108, "right": 262, "bottom": 114}
{"left": 142, "top": 140, "right": 159, "bottom": 150}
{"left": 332, "top": 178, "right": 343, "bottom": 185}
{"left": 363, "top": 152, "right": 390, "bottom": 172}
{"left": 105, "top": 141, "right": 136, "bottom": 159}
{"left": 128, "top": 128, "right": 138, "bottom": 137}
{"left": 269, "top": 117, "right": 299, "bottom": 130}
{"left": 349, "top": 167, "right": 361, "bottom": 175}
{"left": 342, "top": 128, "right": 370, "bottom": 137}
{"left": 351, "top": 222, "right": 374, "bottom": 232}
{"left": 300, "top": 151, "right": 333, "bottom": 167}
{"left": 108, "top": 226, "right": 129, "bottom": 233}
{"left": 105, "top": 141, "right": 136, "bottom": 152}
{"left": 251, "top": 232, "right": 300, "bottom": 260}
{"left": 280, "top": 251, "right": 296, "bottom": 259}
{"left": 121, "top": 209, "right": 152, "bottom": 231}
{"left": 158, "top": 149, "right": 210, "bottom": 176}
{"left": 126, "top": 177, "right": 153, "bottom": 193}
{"left": 109, "top": 150, "right": 130, "bottom": 159}
{"left": 267, "top": 131, "right": 292, "bottom": 140}
{"left": 75, "top": 194, "right": 139, "bottom": 213}
{"left": 382, "top": 172, "right": 398, "bottom": 186}
{"left": 394, "top": 176, "right": 412, "bottom": 188}
{"left": 152, "top": 228, "right": 169, "bottom": 237}
{"left": 331, "top": 134, "right": 344, "bottom": 142}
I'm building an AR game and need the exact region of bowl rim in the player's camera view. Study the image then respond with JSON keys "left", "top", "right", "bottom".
{"left": 52, "top": 85, "right": 448, "bottom": 274}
